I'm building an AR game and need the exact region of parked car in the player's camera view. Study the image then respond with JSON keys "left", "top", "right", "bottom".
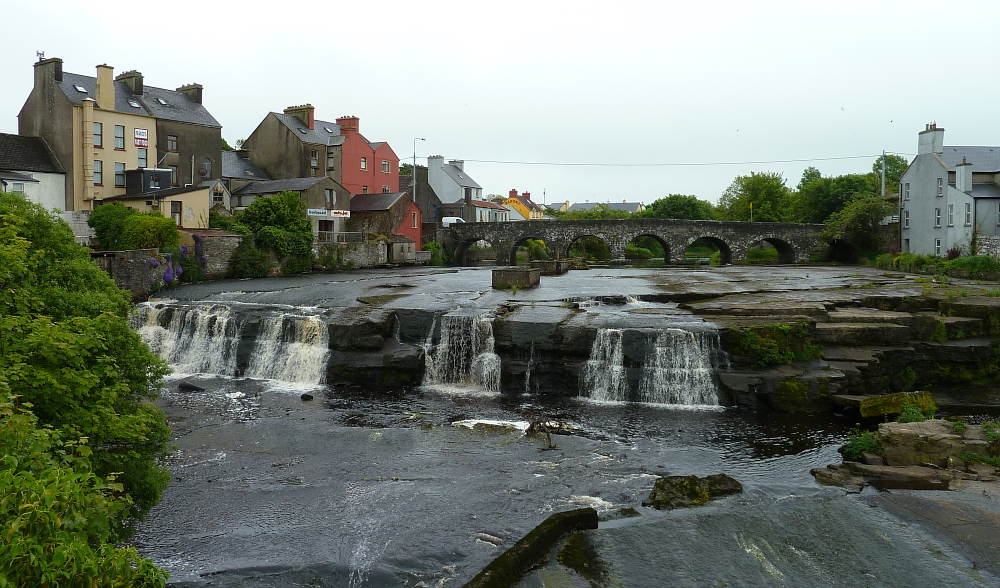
{"left": 441, "top": 216, "right": 465, "bottom": 227}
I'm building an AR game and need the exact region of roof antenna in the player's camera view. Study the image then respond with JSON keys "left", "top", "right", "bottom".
{"left": 36, "top": 51, "right": 44, "bottom": 60}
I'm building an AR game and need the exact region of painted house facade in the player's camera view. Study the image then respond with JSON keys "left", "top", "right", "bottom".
{"left": 898, "top": 124, "right": 1000, "bottom": 256}
{"left": 0, "top": 132, "right": 65, "bottom": 211}
{"left": 348, "top": 192, "right": 422, "bottom": 250}
{"left": 242, "top": 106, "right": 399, "bottom": 196}
{"left": 503, "top": 189, "right": 545, "bottom": 220}
{"left": 230, "top": 177, "right": 351, "bottom": 239}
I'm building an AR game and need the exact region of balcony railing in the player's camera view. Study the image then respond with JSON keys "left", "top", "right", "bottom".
{"left": 316, "top": 231, "right": 365, "bottom": 243}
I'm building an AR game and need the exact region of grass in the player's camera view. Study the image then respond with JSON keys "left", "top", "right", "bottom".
{"left": 842, "top": 427, "right": 882, "bottom": 461}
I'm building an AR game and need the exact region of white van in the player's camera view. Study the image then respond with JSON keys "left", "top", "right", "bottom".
{"left": 441, "top": 217, "right": 465, "bottom": 227}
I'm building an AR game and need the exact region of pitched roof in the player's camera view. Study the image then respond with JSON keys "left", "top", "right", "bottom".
{"left": 472, "top": 199, "right": 507, "bottom": 210}
{"left": 56, "top": 71, "right": 220, "bottom": 127}
{"left": 231, "top": 177, "right": 328, "bottom": 195}
{"left": 971, "top": 183, "right": 1000, "bottom": 199}
{"left": 0, "top": 133, "right": 65, "bottom": 174}
{"left": 442, "top": 163, "right": 482, "bottom": 189}
{"left": 567, "top": 202, "right": 644, "bottom": 213}
{"left": 510, "top": 194, "right": 544, "bottom": 212}
{"left": 222, "top": 150, "right": 270, "bottom": 181}
{"left": 940, "top": 146, "right": 1000, "bottom": 173}
{"left": 350, "top": 192, "right": 408, "bottom": 212}
{"left": 0, "top": 170, "right": 39, "bottom": 182}
{"left": 102, "top": 184, "right": 207, "bottom": 201}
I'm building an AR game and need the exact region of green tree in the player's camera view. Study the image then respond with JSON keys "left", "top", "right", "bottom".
{"left": 556, "top": 203, "right": 632, "bottom": 220}
{"left": 873, "top": 154, "right": 909, "bottom": 189}
{"left": 797, "top": 166, "right": 822, "bottom": 191}
{"left": 221, "top": 137, "right": 233, "bottom": 151}
{"left": 717, "top": 172, "right": 793, "bottom": 222}
{"left": 121, "top": 212, "right": 181, "bottom": 249}
{"left": 0, "top": 193, "right": 171, "bottom": 540}
{"left": 399, "top": 162, "right": 413, "bottom": 175}
{"left": 820, "top": 193, "right": 894, "bottom": 255}
{"left": 639, "top": 194, "right": 715, "bottom": 220}
{"left": 0, "top": 394, "right": 169, "bottom": 587}
{"left": 232, "top": 191, "right": 314, "bottom": 272}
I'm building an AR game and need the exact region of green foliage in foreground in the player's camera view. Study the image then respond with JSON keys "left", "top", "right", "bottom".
{"left": 228, "top": 238, "right": 271, "bottom": 279}
{"left": 730, "top": 322, "right": 821, "bottom": 366}
{"left": 88, "top": 204, "right": 180, "bottom": 251}
{"left": 896, "top": 402, "right": 935, "bottom": 423}
{"left": 872, "top": 253, "right": 1000, "bottom": 279}
{"left": 842, "top": 427, "right": 882, "bottom": 461}
{"left": 0, "top": 193, "right": 171, "bottom": 540}
{"left": 0, "top": 395, "right": 168, "bottom": 587}
{"left": 424, "top": 241, "right": 446, "bottom": 266}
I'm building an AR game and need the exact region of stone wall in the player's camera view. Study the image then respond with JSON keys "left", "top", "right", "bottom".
{"left": 199, "top": 234, "right": 243, "bottom": 279}
{"left": 315, "top": 242, "right": 387, "bottom": 269}
{"left": 91, "top": 248, "right": 159, "bottom": 302}
{"left": 976, "top": 234, "right": 1000, "bottom": 258}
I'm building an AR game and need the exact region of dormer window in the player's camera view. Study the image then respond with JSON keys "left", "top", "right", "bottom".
{"left": 128, "top": 100, "right": 141, "bottom": 108}
{"left": 74, "top": 85, "right": 87, "bottom": 93}
{"left": 157, "top": 98, "right": 167, "bottom": 105}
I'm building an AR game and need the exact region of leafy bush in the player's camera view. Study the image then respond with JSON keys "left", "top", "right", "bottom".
{"left": 624, "top": 245, "right": 653, "bottom": 259}
{"left": 209, "top": 208, "right": 238, "bottom": 232}
{"left": 281, "top": 253, "right": 315, "bottom": 274}
{"left": 424, "top": 241, "right": 446, "bottom": 266}
{"left": 121, "top": 212, "right": 180, "bottom": 250}
{"left": 896, "top": 402, "right": 934, "bottom": 423}
{"left": 745, "top": 246, "right": 779, "bottom": 264}
{"left": 842, "top": 427, "right": 882, "bottom": 461}
{"left": 732, "top": 322, "right": 820, "bottom": 366}
{"left": 524, "top": 239, "right": 550, "bottom": 261}
{"left": 161, "top": 243, "right": 205, "bottom": 284}
{"left": 228, "top": 238, "right": 270, "bottom": 279}
{"left": 88, "top": 202, "right": 136, "bottom": 250}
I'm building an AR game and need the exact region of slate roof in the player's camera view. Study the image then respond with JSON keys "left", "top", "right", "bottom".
{"left": 231, "top": 177, "right": 327, "bottom": 195}
{"left": 56, "top": 71, "right": 220, "bottom": 127}
{"left": 350, "top": 192, "right": 408, "bottom": 212}
{"left": 442, "top": 163, "right": 482, "bottom": 189}
{"left": 102, "top": 184, "right": 206, "bottom": 201}
{"left": 567, "top": 202, "right": 644, "bottom": 213}
{"left": 940, "top": 146, "right": 1000, "bottom": 173}
{"left": 472, "top": 199, "right": 507, "bottom": 210}
{"left": 222, "top": 150, "right": 270, "bottom": 181}
{"left": 971, "top": 184, "right": 1000, "bottom": 199}
{"left": 0, "top": 133, "right": 65, "bottom": 174}
{"left": 0, "top": 170, "right": 39, "bottom": 182}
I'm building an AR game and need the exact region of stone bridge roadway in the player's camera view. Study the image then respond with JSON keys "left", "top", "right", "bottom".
{"left": 446, "top": 219, "right": 827, "bottom": 265}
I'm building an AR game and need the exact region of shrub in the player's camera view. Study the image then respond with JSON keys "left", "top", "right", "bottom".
{"left": 120, "top": 213, "right": 180, "bottom": 250}
{"left": 745, "top": 246, "right": 779, "bottom": 264}
{"left": 88, "top": 203, "right": 136, "bottom": 250}
{"left": 896, "top": 402, "right": 934, "bottom": 423}
{"left": 228, "top": 238, "right": 270, "bottom": 278}
{"left": 624, "top": 245, "right": 653, "bottom": 259}
{"left": 161, "top": 244, "right": 205, "bottom": 284}
{"left": 424, "top": 241, "right": 446, "bottom": 266}
{"left": 281, "top": 253, "right": 315, "bottom": 274}
{"left": 946, "top": 246, "right": 963, "bottom": 260}
{"left": 842, "top": 427, "right": 882, "bottom": 461}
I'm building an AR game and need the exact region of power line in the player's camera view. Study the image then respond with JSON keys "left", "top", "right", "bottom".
{"left": 447, "top": 153, "right": 901, "bottom": 168}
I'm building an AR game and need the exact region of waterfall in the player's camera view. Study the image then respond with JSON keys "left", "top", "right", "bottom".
{"left": 637, "top": 329, "right": 724, "bottom": 406}
{"left": 423, "top": 312, "right": 501, "bottom": 393}
{"left": 132, "top": 302, "right": 242, "bottom": 376}
{"left": 580, "top": 329, "right": 630, "bottom": 402}
{"left": 524, "top": 341, "right": 538, "bottom": 393}
{"left": 245, "top": 313, "right": 330, "bottom": 386}
{"left": 580, "top": 327, "right": 726, "bottom": 406}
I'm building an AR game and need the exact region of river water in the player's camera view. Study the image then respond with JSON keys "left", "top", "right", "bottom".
{"left": 130, "top": 266, "right": 999, "bottom": 587}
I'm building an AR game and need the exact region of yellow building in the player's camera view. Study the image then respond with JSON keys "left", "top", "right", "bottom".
{"left": 503, "top": 189, "right": 545, "bottom": 220}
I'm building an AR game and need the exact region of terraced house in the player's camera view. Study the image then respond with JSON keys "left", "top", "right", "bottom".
{"left": 18, "top": 57, "right": 222, "bottom": 214}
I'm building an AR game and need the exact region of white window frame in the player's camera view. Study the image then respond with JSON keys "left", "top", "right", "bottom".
{"left": 362, "top": 186, "right": 368, "bottom": 194}
{"left": 93, "top": 122, "right": 103, "bottom": 148}
{"left": 937, "top": 178, "right": 944, "bottom": 197}
{"left": 114, "top": 125, "right": 125, "bottom": 150}
{"left": 310, "top": 150, "right": 319, "bottom": 168}
{"left": 360, "top": 157, "right": 368, "bottom": 171}
{"left": 93, "top": 160, "right": 103, "bottom": 185}
{"left": 965, "top": 202, "right": 972, "bottom": 226}
{"left": 114, "top": 162, "right": 125, "bottom": 187}
{"left": 411, "top": 212, "right": 418, "bottom": 228}
{"left": 948, "top": 204, "right": 954, "bottom": 226}
{"left": 138, "top": 148, "right": 147, "bottom": 168}
{"left": 934, "top": 207, "right": 941, "bottom": 227}
{"left": 382, "top": 186, "right": 390, "bottom": 193}
{"left": 12, "top": 182, "right": 24, "bottom": 193}
{"left": 935, "top": 238, "right": 942, "bottom": 256}
{"left": 382, "top": 160, "right": 390, "bottom": 173}
{"left": 904, "top": 183, "right": 910, "bottom": 200}
{"left": 903, "top": 210, "right": 910, "bottom": 229}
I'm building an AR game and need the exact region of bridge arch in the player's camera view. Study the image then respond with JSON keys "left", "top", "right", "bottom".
{"left": 561, "top": 233, "right": 616, "bottom": 263}
{"left": 620, "top": 232, "right": 671, "bottom": 266}
{"left": 680, "top": 235, "right": 733, "bottom": 265}
{"left": 506, "top": 234, "right": 550, "bottom": 265}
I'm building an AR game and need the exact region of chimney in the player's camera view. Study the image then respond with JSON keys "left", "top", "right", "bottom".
{"left": 449, "top": 159, "right": 464, "bottom": 171}
{"left": 523, "top": 192, "right": 530, "bottom": 200}
{"left": 509, "top": 189, "right": 518, "bottom": 198}
{"left": 917, "top": 123, "right": 945, "bottom": 155}
{"left": 34, "top": 57, "right": 63, "bottom": 85}
{"left": 177, "top": 83, "right": 204, "bottom": 105}
{"left": 95, "top": 64, "right": 114, "bottom": 110}
{"left": 336, "top": 115, "right": 358, "bottom": 134}
{"left": 956, "top": 157, "right": 973, "bottom": 194}
{"left": 116, "top": 70, "right": 143, "bottom": 95}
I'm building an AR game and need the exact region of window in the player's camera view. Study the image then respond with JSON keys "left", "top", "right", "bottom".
{"left": 138, "top": 148, "right": 147, "bottom": 168}
{"left": 12, "top": 183, "right": 24, "bottom": 193}
{"left": 948, "top": 204, "right": 954, "bottom": 226}
{"left": 114, "top": 125, "right": 125, "bottom": 149}
{"left": 935, "top": 238, "right": 942, "bottom": 256}
{"left": 382, "top": 186, "right": 390, "bottom": 193}
{"left": 93, "top": 160, "right": 103, "bottom": 185}
{"left": 934, "top": 208, "right": 941, "bottom": 227}
{"left": 937, "top": 178, "right": 944, "bottom": 197}
{"left": 310, "top": 150, "right": 319, "bottom": 168}
{"left": 324, "top": 189, "right": 334, "bottom": 207}
{"left": 326, "top": 152, "right": 335, "bottom": 170}
{"left": 360, "top": 157, "right": 367, "bottom": 170}
{"left": 904, "top": 183, "right": 910, "bottom": 200}
{"left": 213, "top": 186, "right": 224, "bottom": 203}
{"left": 382, "top": 160, "right": 390, "bottom": 173}
{"left": 203, "top": 158, "right": 212, "bottom": 177}
{"left": 966, "top": 202, "right": 972, "bottom": 225}
{"left": 93, "top": 122, "right": 103, "bottom": 148}
{"left": 170, "top": 201, "right": 182, "bottom": 226}
{"left": 115, "top": 162, "right": 125, "bottom": 187}
{"left": 903, "top": 210, "right": 910, "bottom": 229}
{"left": 411, "top": 212, "right": 418, "bottom": 228}
{"left": 362, "top": 186, "right": 368, "bottom": 194}
{"left": 167, "top": 135, "right": 178, "bottom": 152}
{"left": 150, "top": 173, "right": 160, "bottom": 190}
{"left": 169, "top": 165, "right": 178, "bottom": 186}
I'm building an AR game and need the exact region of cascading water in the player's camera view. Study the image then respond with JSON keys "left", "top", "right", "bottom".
{"left": 132, "top": 302, "right": 242, "bottom": 376}
{"left": 637, "top": 328, "right": 726, "bottom": 406}
{"left": 580, "top": 329, "right": 630, "bottom": 402}
{"left": 580, "top": 327, "right": 727, "bottom": 406}
{"left": 244, "top": 313, "right": 330, "bottom": 386}
{"left": 423, "top": 312, "right": 501, "bottom": 393}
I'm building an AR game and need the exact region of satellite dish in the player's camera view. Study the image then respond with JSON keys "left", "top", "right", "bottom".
{"left": 198, "top": 168, "right": 209, "bottom": 177}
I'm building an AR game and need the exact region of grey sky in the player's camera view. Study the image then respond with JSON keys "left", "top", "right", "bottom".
{"left": 3, "top": 0, "right": 999, "bottom": 206}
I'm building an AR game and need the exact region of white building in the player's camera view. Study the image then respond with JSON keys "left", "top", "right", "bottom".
{"left": 0, "top": 132, "right": 66, "bottom": 211}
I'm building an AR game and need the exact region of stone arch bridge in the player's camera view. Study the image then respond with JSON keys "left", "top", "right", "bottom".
{"left": 445, "top": 219, "right": 827, "bottom": 265}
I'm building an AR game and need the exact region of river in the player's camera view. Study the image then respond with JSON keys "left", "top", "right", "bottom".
{"left": 130, "top": 266, "right": 1000, "bottom": 587}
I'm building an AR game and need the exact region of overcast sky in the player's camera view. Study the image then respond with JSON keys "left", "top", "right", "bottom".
{"left": 4, "top": 1, "right": 1000, "bottom": 206}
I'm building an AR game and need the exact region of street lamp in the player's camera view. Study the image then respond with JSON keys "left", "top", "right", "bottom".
{"left": 413, "top": 137, "right": 425, "bottom": 213}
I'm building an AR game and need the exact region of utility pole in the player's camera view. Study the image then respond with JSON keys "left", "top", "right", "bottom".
{"left": 881, "top": 150, "right": 886, "bottom": 197}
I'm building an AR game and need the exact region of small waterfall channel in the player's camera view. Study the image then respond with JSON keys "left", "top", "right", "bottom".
{"left": 131, "top": 302, "right": 330, "bottom": 387}
{"left": 422, "top": 311, "right": 501, "bottom": 393}
{"left": 581, "top": 327, "right": 728, "bottom": 406}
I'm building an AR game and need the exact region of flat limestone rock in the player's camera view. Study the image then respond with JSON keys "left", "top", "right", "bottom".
{"left": 642, "top": 474, "right": 743, "bottom": 510}
{"left": 814, "top": 322, "right": 911, "bottom": 345}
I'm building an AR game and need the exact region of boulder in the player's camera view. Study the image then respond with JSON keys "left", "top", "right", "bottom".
{"left": 642, "top": 474, "right": 743, "bottom": 510}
